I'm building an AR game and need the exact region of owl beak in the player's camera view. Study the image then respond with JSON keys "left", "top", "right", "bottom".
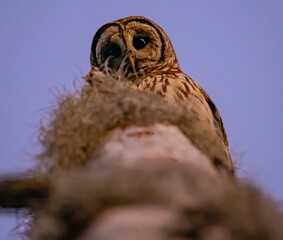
{"left": 128, "top": 54, "right": 136, "bottom": 71}
{"left": 127, "top": 53, "right": 138, "bottom": 78}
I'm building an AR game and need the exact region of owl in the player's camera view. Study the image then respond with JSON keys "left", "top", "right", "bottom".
{"left": 85, "top": 16, "right": 234, "bottom": 174}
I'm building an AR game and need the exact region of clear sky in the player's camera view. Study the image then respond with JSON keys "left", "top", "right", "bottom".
{"left": 0, "top": 1, "right": 282, "bottom": 239}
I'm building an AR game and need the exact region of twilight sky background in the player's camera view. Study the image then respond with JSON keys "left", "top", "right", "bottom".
{"left": 0, "top": 1, "right": 283, "bottom": 239}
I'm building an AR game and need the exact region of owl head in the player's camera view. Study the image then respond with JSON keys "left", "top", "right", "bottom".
{"left": 90, "top": 16, "right": 179, "bottom": 77}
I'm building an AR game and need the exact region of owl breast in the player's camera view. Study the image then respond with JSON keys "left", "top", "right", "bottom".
{"left": 136, "top": 69, "right": 201, "bottom": 102}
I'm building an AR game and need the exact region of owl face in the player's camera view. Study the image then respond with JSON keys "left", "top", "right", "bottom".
{"left": 90, "top": 16, "right": 179, "bottom": 77}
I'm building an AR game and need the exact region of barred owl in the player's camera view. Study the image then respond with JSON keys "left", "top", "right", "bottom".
{"left": 85, "top": 16, "right": 234, "bottom": 174}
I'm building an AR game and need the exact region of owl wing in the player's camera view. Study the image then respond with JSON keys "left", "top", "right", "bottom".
{"left": 171, "top": 74, "right": 229, "bottom": 147}
{"left": 198, "top": 87, "right": 229, "bottom": 147}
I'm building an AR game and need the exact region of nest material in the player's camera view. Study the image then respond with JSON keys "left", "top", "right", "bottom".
{"left": 25, "top": 163, "right": 283, "bottom": 240}
{"left": 37, "top": 75, "right": 232, "bottom": 173}
{"left": 1, "top": 163, "right": 283, "bottom": 240}
{"left": 0, "top": 74, "right": 282, "bottom": 239}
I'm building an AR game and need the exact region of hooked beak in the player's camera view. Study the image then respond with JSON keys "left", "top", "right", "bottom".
{"left": 128, "top": 53, "right": 136, "bottom": 71}
{"left": 127, "top": 52, "right": 138, "bottom": 78}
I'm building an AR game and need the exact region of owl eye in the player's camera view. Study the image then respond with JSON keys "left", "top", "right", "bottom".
{"left": 133, "top": 34, "right": 150, "bottom": 49}
{"left": 103, "top": 42, "right": 122, "bottom": 59}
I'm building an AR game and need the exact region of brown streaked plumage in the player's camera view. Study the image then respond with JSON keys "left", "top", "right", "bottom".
{"left": 85, "top": 16, "right": 233, "bottom": 174}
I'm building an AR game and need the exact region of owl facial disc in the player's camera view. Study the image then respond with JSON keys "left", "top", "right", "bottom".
{"left": 90, "top": 16, "right": 178, "bottom": 78}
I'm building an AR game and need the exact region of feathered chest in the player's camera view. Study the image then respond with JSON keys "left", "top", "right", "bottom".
{"left": 135, "top": 68, "right": 229, "bottom": 149}
{"left": 136, "top": 70, "right": 200, "bottom": 102}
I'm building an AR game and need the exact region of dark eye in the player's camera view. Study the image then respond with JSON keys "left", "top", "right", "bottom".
{"left": 133, "top": 34, "right": 150, "bottom": 49}
{"left": 103, "top": 42, "right": 122, "bottom": 58}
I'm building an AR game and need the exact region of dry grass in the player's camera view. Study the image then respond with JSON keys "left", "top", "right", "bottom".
{"left": 37, "top": 75, "right": 232, "bottom": 173}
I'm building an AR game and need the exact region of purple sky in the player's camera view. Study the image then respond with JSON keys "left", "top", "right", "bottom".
{"left": 1, "top": 1, "right": 283, "bottom": 239}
